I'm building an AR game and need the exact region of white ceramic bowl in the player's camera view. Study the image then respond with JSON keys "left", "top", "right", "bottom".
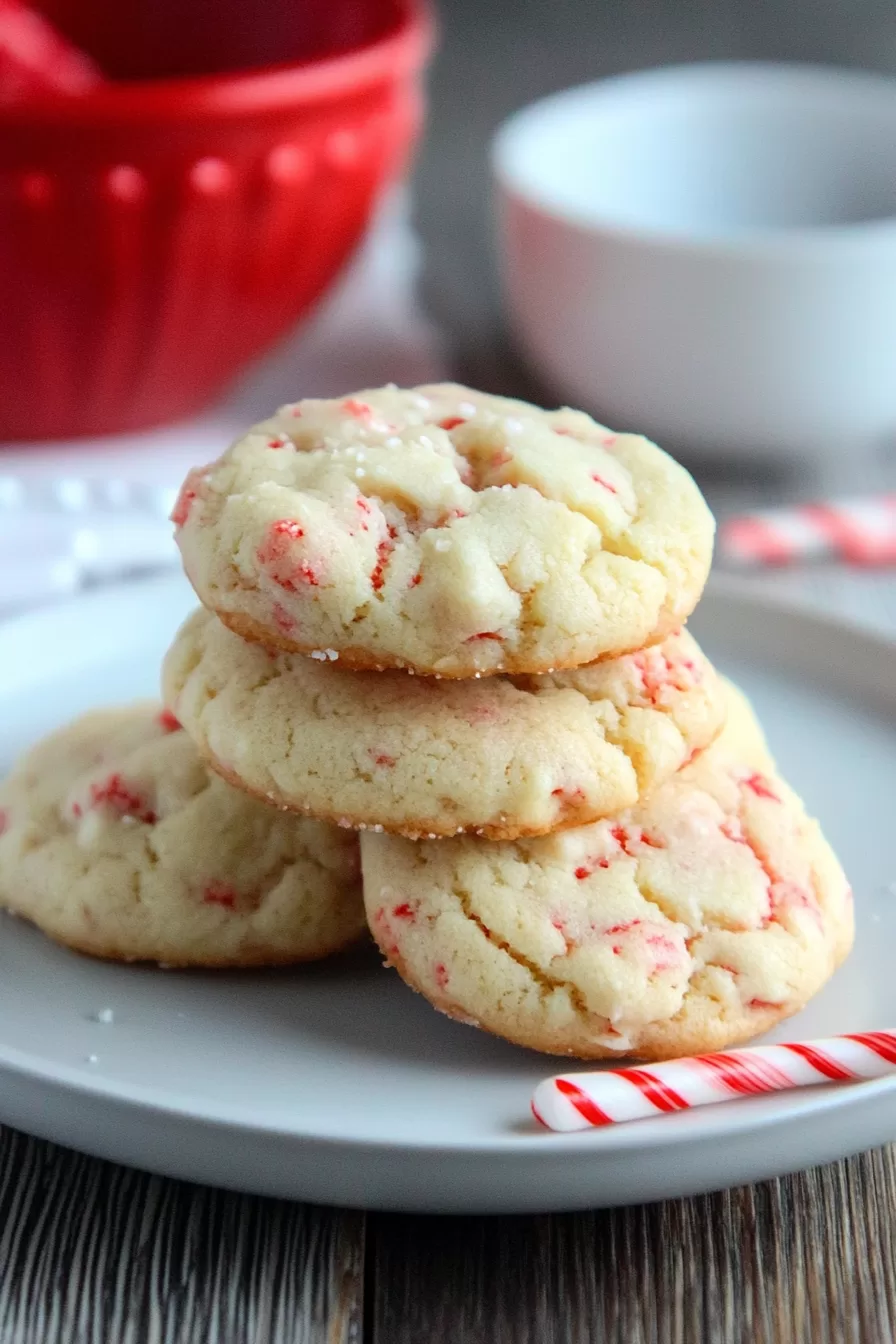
{"left": 493, "top": 63, "right": 896, "bottom": 460}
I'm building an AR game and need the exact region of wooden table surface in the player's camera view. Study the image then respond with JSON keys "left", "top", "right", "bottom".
{"left": 2, "top": 1126, "right": 896, "bottom": 1342}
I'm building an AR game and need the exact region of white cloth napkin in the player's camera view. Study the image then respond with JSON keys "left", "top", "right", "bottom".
{"left": 0, "top": 190, "right": 447, "bottom": 613}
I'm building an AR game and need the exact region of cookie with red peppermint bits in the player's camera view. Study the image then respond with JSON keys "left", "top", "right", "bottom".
{"left": 172, "top": 383, "right": 714, "bottom": 677}
{"left": 0, "top": 704, "right": 364, "bottom": 967}
{"left": 361, "top": 684, "right": 853, "bottom": 1061}
{"left": 163, "top": 607, "right": 727, "bottom": 840}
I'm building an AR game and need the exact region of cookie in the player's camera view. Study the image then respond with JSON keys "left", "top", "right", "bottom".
{"left": 163, "top": 607, "right": 726, "bottom": 840}
{"left": 361, "top": 684, "right": 853, "bottom": 1060}
{"left": 0, "top": 704, "right": 364, "bottom": 967}
{"left": 173, "top": 383, "right": 714, "bottom": 676}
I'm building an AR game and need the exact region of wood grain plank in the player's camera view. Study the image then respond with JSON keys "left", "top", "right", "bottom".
{"left": 0, "top": 1127, "right": 365, "bottom": 1344}
{"left": 369, "top": 1147, "right": 896, "bottom": 1344}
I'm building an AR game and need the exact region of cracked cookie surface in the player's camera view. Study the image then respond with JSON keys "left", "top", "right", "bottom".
{"left": 163, "top": 608, "right": 726, "bottom": 840}
{"left": 0, "top": 704, "right": 364, "bottom": 966}
{"left": 361, "top": 685, "right": 853, "bottom": 1060}
{"left": 173, "top": 383, "right": 714, "bottom": 676}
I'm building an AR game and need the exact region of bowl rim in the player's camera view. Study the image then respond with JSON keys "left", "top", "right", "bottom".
{"left": 0, "top": 0, "right": 434, "bottom": 123}
{"left": 492, "top": 60, "right": 896, "bottom": 256}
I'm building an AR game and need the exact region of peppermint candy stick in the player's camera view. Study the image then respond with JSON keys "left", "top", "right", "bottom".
{"left": 532, "top": 1031, "right": 896, "bottom": 1133}
{"left": 719, "top": 495, "right": 896, "bottom": 567}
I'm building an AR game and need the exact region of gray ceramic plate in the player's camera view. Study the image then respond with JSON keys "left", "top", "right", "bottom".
{"left": 0, "top": 574, "right": 893, "bottom": 1213}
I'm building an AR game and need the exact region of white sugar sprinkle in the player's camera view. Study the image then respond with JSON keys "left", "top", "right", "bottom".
{"left": 337, "top": 818, "right": 353, "bottom": 828}
{"left": 310, "top": 650, "right": 327, "bottom": 660}
{"left": 372, "top": 824, "right": 384, "bottom": 833}
{"left": 354, "top": 468, "right": 366, "bottom": 478}
{"left": 459, "top": 401, "right": 476, "bottom": 416}
{"left": 504, "top": 417, "right": 523, "bottom": 434}
{"left": 92, "top": 1008, "right": 114, "bottom": 1025}
{"left": 86, "top": 1054, "right": 99, "bottom": 1066}
{"left": 325, "top": 648, "right": 339, "bottom": 661}
{"left": 434, "top": 538, "right": 452, "bottom": 552}
{"left": 386, "top": 435, "right": 402, "bottom": 448}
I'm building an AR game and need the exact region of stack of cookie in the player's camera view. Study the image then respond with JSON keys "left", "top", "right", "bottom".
{"left": 0, "top": 383, "right": 851, "bottom": 1057}
{"left": 158, "top": 384, "right": 852, "bottom": 1060}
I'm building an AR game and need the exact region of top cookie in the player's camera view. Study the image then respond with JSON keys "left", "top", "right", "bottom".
{"left": 173, "top": 383, "right": 714, "bottom": 677}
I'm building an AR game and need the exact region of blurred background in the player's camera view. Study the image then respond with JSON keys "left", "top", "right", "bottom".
{"left": 417, "top": 0, "right": 896, "bottom": 394}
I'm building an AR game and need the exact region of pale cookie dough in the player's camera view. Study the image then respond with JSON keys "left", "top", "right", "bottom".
{"left": 362, "top": 685, "right": 853, "bottom": 1060}
{"left": 0, "top": 704, "right": 364, "bottom": 966}
{"left": 163, "top": 608, "right": 727, "bottom": 840}
{"left": 173, "top": 383, "right": 714, "bottom": 676}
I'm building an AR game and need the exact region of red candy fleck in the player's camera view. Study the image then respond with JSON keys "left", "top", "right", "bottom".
{"left": 438, "top": 416, "right": 466, "bottom": 431}
{"left": 370, "top": 538, "right": 392, "bottom": 592}
{"left": 409, "top": 572, "right": 423, "bottom": 588}
{"left": 630, "top": 648, "right": 700, "bottom": 704}
{"left": 89, "top": 774, "right": 156, "bottom": 825}
{"left": 72, "top": 801, "right": 82, "bottom": 818}
{"left": 742, "top": 773, "right": 780, "bottom": 802}
{"left": 267, "top": 437, "right": 288, "bottom": 449}
{"left": 272, "top": 519, "right": 304, "bottom": 540}
{"left": 257, "top": 520, "right": 324, "bottom": 591}
{"left": 574, "top": 866, "right": 591, "bottom": 881}
{"left": 157, "top": 709, "right": 180, "bottom": 733}
{"left": 342, "top": 398, "right": 372, "bottom": 419}
{"left": 170, "top": 466, "right": 208, "bottom": 529}
{"left": 748, "top": 997, "right": 783, "bottom": 1011}
{"left": 645, "top": 931, "right": 681, "bottom": 972}
{"left": 392, "top": 902, "right": 416, "bottom": 922}
{"left": 203, "top": 883, "right": 237, "bottom": 909}
{"left": 466, "top": 631, "right": 502, "bottom": 642}
{"left": 434, "top": 962, "right": 450, "bottom": 989}
{"left": 0, "top": 808, "right": 7, "bottom": 836}
{"left": 371, "top": 751, "right": 396, "bottom": 768}
{"left": 606, "top": 920, "right": 641, "bottom": 936}
{"left": 490, "top": 449, "right": 511, "bottom": 469}
{"left": 354, "top": 497, "right": 373, "bottom": 532}
{"left": 272, "top": 603, "right": 296, "bottom": 636}
{"left": 590, "top": 473, "right": 618, "bottom": 494}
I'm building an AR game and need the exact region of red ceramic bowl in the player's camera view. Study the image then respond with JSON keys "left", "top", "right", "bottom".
{"left": 0, "top": 0, "right": 432, "bottom": 439}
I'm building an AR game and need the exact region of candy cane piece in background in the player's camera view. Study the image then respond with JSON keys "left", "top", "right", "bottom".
{"left": 718, "top": 496, "right": 896, "bottom": 567}
{"left": 531, "top": 1031, "right": 896, "bottom": 1133}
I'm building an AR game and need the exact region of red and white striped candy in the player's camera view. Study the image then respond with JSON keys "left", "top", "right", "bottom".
{"left": 532, "top": 1030, "right": 896, "bottom": 1132}
{"left": 719, "top": 495, "right": 896, "bottom": 567}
